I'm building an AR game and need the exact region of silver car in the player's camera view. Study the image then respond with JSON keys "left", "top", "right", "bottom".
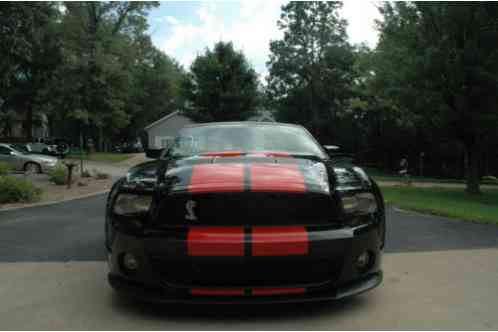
{"left": 0, "top": 143, "right": 59, "bottom": 174}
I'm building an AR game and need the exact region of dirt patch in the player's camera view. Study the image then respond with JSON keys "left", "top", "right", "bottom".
{"left": 0, "top": 173, "right": 114, "bottom": 210}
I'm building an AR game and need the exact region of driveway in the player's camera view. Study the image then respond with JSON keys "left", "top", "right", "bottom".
{"left": 0, "top": 195, "right": 497, "bottom": 329}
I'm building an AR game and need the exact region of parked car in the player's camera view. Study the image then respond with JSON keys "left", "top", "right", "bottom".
{"left": 0, "top": 143, "right": 59, "bottom": 174}
{"left": 28, "top": 137, "right": 70, "bottom": 158}
{"left": 26, "top": 142, "right": 57, "bottom": 156}
{"left": 116, "top": 140, "right": 144, "bottom": 153}
{"left": 106, "top": 122, "right": 385, "bottom": 303}
{"left": 43, "top": 137, "right": 71, "bottom": 158}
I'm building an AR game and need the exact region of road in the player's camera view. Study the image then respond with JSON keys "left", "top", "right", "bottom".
{"left": 0, "top": 194, "right": 497, "bottom": 329}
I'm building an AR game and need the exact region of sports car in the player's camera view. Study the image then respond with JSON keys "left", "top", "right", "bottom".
{"left": 106, "top": 122, "right": 385, "bottom": 303}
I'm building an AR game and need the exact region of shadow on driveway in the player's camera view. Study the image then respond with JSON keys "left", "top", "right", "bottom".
{"left": 0, "top": 195, "right": 497, "bottom": 262}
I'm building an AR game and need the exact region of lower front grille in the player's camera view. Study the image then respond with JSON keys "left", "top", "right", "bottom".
{"left": 149, "top": 256, "right": 342, "bottom": 288}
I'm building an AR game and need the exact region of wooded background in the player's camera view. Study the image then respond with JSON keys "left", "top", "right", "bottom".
{"left": 1, "top": 2, "right": 497, "bottom": 193}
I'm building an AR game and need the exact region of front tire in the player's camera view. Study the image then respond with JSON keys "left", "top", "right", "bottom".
{"left": 24, "top": 162, "right": 41, "bottom": 175}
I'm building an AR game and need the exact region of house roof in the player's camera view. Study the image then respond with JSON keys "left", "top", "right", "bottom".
{"left": 144, "top": 111, "right": 184, "bottom": 131}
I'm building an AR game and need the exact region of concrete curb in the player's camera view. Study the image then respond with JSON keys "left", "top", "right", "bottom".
{"left": 0, "top": 190, "right": 110, "bottom": 212}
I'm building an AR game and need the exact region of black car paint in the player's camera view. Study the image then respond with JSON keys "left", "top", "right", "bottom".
{"left": 106, "top": 124, "right": 385, "bottom": 303}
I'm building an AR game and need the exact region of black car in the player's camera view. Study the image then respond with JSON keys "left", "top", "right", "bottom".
{"left": 106, "top": 122, "right": 385, "bottom": 303}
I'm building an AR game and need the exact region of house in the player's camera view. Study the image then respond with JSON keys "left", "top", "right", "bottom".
{"left": 143, "top": 108, "right": 275, "bottom": 150}
{"left": 144, "top": 111, "right": 194, "bottom": 149}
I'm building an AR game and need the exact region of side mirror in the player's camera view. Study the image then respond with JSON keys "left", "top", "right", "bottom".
{"left": 145, "top": 148, "right": 164, "bottom": 159}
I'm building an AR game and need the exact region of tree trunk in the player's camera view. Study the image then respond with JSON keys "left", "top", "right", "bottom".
{"left": 24, "top": 105, "right": 33, "bottom": 141}
{"left": 465, "top": 145, "right": 481, "bottom": 195}
{"left": 98, "top": 125, "right": 104, "bottom": 152}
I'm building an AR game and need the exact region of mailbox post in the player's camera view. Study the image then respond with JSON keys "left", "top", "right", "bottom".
{"left": 64, "top": 162, "right": 78, "bottom": 189}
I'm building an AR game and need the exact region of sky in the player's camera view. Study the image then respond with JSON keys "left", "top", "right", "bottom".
{"left": 147, "top": 1, "right": 382, "bottom": 77}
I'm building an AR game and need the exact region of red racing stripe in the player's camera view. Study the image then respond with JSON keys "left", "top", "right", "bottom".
{"left": 190, "top": 288, "right": 244, "bottom": 296}
{"left": 200, "top": 151, "right": 244, "bottom": 157}
{"left": 188, "top": 163, "right": 245, "bottom": 193}
{"left": 252, "top": 287, "right": 306, "bottom": 296}
{"left": 250, "top": 163, "right": 306, "bottom": 193}
{"left": 251, "top": 226, "right": 309, "bottom": 256}
{"left": 187, "top": 227, "right": 245, "bottom": 256}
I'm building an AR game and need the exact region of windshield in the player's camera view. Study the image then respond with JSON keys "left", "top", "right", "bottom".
{"left": 165, "top": 124, "right": 326, "bottom": 159}
{"left": 9, "top": 144, "right": 27, "bottom": 154}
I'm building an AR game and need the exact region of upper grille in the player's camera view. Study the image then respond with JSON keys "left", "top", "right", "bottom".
{"left": 152, "top": 192, "right": 338, "bottom": 226}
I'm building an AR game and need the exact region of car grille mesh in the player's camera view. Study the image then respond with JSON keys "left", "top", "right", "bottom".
{"left": 148, "top": 256, "right": 342, "bottom": 288}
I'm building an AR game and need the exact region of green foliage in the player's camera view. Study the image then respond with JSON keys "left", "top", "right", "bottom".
{"left": 182, "top": 41, "right": 259, "bottom": 122}
{"left": 382, "top": 186, "right": 498, "bottom": 225}
{"left": 48, "top": 165, "right": 68, "bottom": 185}
{"left": 0, "top": 162, "right": 12, "bottom": 176}
{"left": 55, "top": 2, "right": 160, "bottom": 148}
{"left": 375, "top": 2, "right": 498, "bottom": 194}
{"left": 0, "top": 176, "right": 42, "bottom": 204}
{"left": 0, "top": 2, "right": 62, "bottom": 140}
{"left": 267, "top": 2, "right": 354, "bottom": 140}
{"left": 0, "top": 2, "right": 187, "bottom": 149}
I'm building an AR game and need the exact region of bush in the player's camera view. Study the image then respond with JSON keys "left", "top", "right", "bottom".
{"left": 0, "top": 162, "right": 12, "bottom": 176}
{"left": 49, "top": 165, "right": 68, "bottom": 185}
{"left": 0, "top": 176, "right": 42, "bottom": 203}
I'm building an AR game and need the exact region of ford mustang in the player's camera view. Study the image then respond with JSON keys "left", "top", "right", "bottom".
{"left": 106, "top": 122, "right": 385, "bottom": 303}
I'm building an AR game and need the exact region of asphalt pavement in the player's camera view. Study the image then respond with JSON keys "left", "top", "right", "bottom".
{"left": 0, "top": 194, "right": 497, "bottom": 329}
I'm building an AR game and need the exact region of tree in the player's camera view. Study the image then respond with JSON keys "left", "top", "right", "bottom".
{"left": 0, "top": 2, "right": 62, "bottom": 140}
{"left": 266, "top": 1, "right": 354, "bottom": 141}
{"left": 57, "top": 2, "right": 159, "bottom": 150}
{"left": 375, "top": 2, "right": 498, "bottom": 194}
{"left": 182, "top": 41, "right": 259, "bottom": 122}
{"left": 123, "top": 37, "right": 187, "bottom": 143}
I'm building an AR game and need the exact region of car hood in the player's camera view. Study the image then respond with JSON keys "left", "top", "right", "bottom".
{"left": 162, "top": 154, "right": 331, "bottom": 195}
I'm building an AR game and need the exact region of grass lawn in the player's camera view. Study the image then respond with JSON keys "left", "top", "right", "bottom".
{"left": 381, "top": 186, "right": 498, "bottom": 225}
{"left": 365, "top": 167, "right": 498, "bottom": 185}
{"left": 66, "top": 152, "right": 132, "bottom": 163}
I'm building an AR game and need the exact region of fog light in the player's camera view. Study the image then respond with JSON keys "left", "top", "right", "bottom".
{"left": 122, "top": 253, "right": 139, "bottom": 271}
{"left": 356, "top": 251, "right": 372, "bottom": 271}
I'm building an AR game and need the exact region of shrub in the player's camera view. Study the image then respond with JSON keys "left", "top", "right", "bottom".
{"left": 49, "top": 165, "right": 68, "bottom": 185}
{"left": 0, "top": 176, "right": 42, "bottom": 203}
{"left": 0, "top": 162, "right": 11, "bottom": 176}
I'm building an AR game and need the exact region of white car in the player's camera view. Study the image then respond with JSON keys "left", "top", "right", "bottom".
{"left": 26, "top": 142, "right": 58, "bottom": 155}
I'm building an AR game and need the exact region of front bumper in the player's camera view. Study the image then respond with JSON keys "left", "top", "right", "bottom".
{"left": 107, "top": 220, "right": 384, "bottom": 303}
{"left": 108, "top": 271, "right": 382, "bottom": 304}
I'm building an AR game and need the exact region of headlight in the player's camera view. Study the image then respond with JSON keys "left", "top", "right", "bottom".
{"left": 341, "top": 192, "right": 377, "bottom": 215}
{"left": 113, "top": 194, "right": 152, "bottom": 215}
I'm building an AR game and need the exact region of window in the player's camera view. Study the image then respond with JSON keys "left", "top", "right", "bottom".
{"left": 0, "top": 146, "right": 13, "bottom": 155}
